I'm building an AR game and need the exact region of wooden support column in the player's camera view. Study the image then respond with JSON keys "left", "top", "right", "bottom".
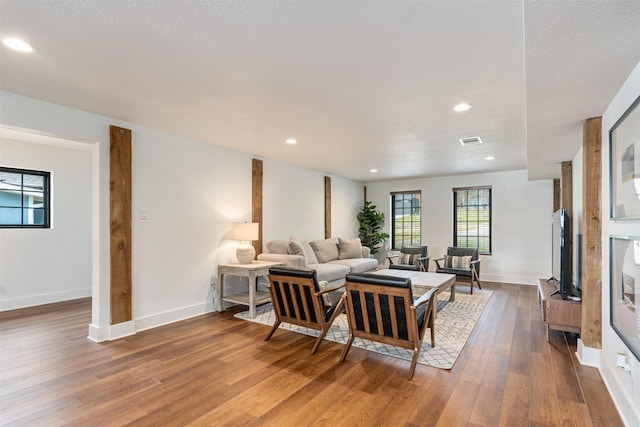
{"left": 324, "top": 176, "right": 331, "bottom": 239}
{"left": 110, "top": 125, "right": 132, "bottom": 325}
{"left": 252, "top": 159, "right": 263, "bottom": 256}
{"left": 581, "top": 116, "right": 602, "bottom": 348}
{"left": 553, "top": 179, "right": 560, "bottom": 212}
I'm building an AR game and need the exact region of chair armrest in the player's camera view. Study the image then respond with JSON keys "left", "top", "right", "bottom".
{"left": 386, "top": 254, "right": 399, "bottom": 265}
{"left": 316, "top": 283, "right": 345, "bottom": 295}
{"left": 413, "top": 288, "right": 437, "bottom": 309}
{"left": 433, "top": 257, "right": 444, "bottom": 269}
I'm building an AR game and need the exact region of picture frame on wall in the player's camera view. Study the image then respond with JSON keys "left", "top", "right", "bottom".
{"left": 609, "top": 95, "right": 640, "bottom": 220}
{"left": 610, "top": 235, "right": 640, "bottom": 362}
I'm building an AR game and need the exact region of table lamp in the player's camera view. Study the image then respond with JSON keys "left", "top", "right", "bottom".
{"left": 233, "top": 222, "right": 259, "bottom": 264}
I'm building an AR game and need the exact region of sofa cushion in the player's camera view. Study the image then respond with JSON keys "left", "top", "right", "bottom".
{"left": 310, "top": 238, "right": 340, "bottom": 263}
{"left": 444, "top": 255, "right": 472, "bottom": 270}
{"left": 287, "top": 240, "right": 309, "bottom": 268}
{"left": 266, "top": 240, "right": 289, "bottom": 255}
{"left": 338, "top": 237, "right": 363, "bottom": 260}
{"left": 329, "top": 258, "right": 378, "bottom": 274}
{"left": 301, "top": 241, "right": 319, "bottom": 265}
{"left": 311, "top": 262, "right": 350, "bottom": 283}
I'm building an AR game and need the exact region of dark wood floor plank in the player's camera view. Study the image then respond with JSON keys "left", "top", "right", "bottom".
{"left": 0, "top": 283, "right": 623, "bottom": 426}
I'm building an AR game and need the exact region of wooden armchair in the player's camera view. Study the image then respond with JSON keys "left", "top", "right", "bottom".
{"left": 434, "top": 247, "right": 482, "bottom": 294}
{"left": 387, "top": 245, "right": 429, "bottom": 272}
{"left": 340, "top": 273, "right": 437, "bottom": 380}
{"left": 266, "top": 267, "right": 345, "bottom": 354}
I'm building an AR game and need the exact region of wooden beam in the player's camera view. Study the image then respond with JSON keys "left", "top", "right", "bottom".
{"left": 364, "top": 185, "right": 367, "bottom": 204}
{"left": 553, "top": 179, "right": 560, "bottom": 212}
{"left": 109, "top": 125, "right": 132, "bottom": 325}
{"left": 324, "top": 176, "right": 331, "bottom": 239}
{"left": 252, "top": 159, "right": 263, "bottom": 256}
{"left": 581, "top": 116, "right": 602, "bottom": 348}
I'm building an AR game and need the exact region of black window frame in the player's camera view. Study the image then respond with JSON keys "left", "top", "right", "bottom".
{"left": 0, "top": 166, "right": 51, "bottom": 228}
{"left": 453, "top": 186, "right": 491, "bottom": 255}
{"left": 390, "top": 190, "right": 421, "bottom": 249}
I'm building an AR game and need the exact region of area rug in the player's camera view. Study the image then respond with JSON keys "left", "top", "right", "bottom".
{"left": 234, "top": 288, "right": 492, "bottom": 370}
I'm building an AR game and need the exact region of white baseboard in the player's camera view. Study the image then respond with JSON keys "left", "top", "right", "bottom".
{"left": 599, "top": 358, "right": 640, "bottom": 427}
{"left": 576, "top": 339, "right": 600, "bottom": 367}
{"left": 87, "top": 323, "right": 109, "bottom": 342}
{"left": 109, "top": 321, "right": 136, "bottom": 340}
{"left": 480, "top": 274, "right": 538, "bottom": 286}
{"left": 134, "top": 302, "right": 213, "bottom": 332}
{"left": 0, "top": 288, "right": 91, "bottom": 311}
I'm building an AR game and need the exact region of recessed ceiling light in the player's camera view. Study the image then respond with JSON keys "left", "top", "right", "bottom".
{"left": 285, "top": 138, "right": 297, "bottom": 145}
{"left": 484, "top": 156, "right": 495, "bottom": 160}
{"left": 370, "top": 169, "right": 378, "bottom": 173}
{"left": 2, "top": 37, "right": 34, "bottom": 53}
{"left": 454, "top": 103, "right": 471, "bottom": 112}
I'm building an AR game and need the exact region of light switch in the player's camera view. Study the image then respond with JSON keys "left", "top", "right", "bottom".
{"left": 140, "top": 208, "right": 149, "bottom": 220}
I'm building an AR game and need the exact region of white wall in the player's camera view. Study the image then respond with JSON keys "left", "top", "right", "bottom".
{"left": 599, "top": 61, "right": 640, "bottom": 426}
{"left": 365, "top": 170, "right": 553, "bottom": 285}
{"left": 0, "top": 91, "right": 363, "bottom": 341}
{"left": 262, "top": 159, "right": 363, "bottom": 243}
{"left": 0, "top": 137, "right": 92, "bottom": 309}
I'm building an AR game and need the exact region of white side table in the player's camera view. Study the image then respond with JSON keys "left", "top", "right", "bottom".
{"left": 216, "top": 261, "right": 283, "bottom": 318}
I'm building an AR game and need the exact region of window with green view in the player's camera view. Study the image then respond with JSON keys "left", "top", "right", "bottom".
{"left": 453, "top": 186, "right": 491, "bottom": 254}
{"left": 391, "top": 191, "right": 421, "bottom": 249}
{"left": 0, "top": 167, "right": 51, "bottom": 228}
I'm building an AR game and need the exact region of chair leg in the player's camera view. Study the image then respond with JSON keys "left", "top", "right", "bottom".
{"left": 311, "top": 328, "right": 329, "bottom": 355}
{"left": 339, "top": 335, "right": 355, "bottom": 362}
{"left": 265, "top": 319, "right": 281, "bottom": 342}
{"left": 408, "top": 346, "right": 421, "bottom": 380}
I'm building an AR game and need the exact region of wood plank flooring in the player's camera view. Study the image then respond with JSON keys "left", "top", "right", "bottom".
{"left": 0, "top": 282, "right": 623, "bottom": 426}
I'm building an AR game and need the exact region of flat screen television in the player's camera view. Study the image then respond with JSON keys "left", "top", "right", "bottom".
{"left": 550, "top": 208, "right": 573, "bottom": 299}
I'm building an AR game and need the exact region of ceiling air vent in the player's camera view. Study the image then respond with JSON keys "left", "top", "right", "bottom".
{"left": 458, "top": 136, "right": 483, "bottom": 146}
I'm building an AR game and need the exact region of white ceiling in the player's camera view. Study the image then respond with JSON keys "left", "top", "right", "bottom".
{"left": 0, "top": 1, "right": 638, "bottom": 182}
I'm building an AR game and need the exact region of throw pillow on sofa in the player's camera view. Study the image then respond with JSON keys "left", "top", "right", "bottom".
{"left": 338, "top": 237, "right": 363, "bottom": 260}
{"left": 266, "top": 240, "right": 289, "bottom": 255}
{"left": 310, "top": 238, "right": 340, "bottom": 263}
{"left": 288, "top": 238, "right": 319, "bottom": 265}
{"left": 287, "top": 239, "right": 309, "bottom": 268}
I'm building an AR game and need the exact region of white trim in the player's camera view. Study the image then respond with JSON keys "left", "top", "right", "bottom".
{"left": 109, "top": 321, "right": 136, "bottom": 340}
{"left": 87, "top": 323, "right": 109, "bottom": 343}
{"left": 576, "top": 339, "right": 600, "bottom": 367}
{"left": 600, "top": 356, "right": 640, "bottom": 427}
{"left": 134, "top": 302, "right": 214, "bottom": 333}
{"left": 0, "top": 289, "right": 91, "bottom": 311}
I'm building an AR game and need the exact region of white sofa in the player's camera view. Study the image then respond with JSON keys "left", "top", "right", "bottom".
{"left": 257, "top": 237, "right": 378, "bottom": 286}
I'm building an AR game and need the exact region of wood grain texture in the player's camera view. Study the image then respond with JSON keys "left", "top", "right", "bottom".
{"left": 0, "top": 283, "right": 623, "bottom": 426}
{"left": 561, "top": 160, "right": 573, "bottom": 266}
{"left": 553, "top": 178, "right": 560, "bottom": 212}
{"left": 109, "top": 125, "right": 132, "bottom": 325}
{"left": 581, "top": 116, "right": 602, "bottom": 348}
{"left": 252, "top": 158, "right": 263, "bottom": 255}
{"left": 324, "top": 176, "right": 331, "bottom": 239}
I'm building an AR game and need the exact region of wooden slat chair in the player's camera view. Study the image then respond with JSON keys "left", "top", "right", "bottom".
{"left": 434, "top": 246, "right": 482, "bottom": 294}
{"left": 387, "top": 245, "right": 430, "bottom": 272}
{"left": 340, "top": 273, "right": 437, "bottom": 380}
{"left": 266, "top": 267, "right": 345, "bottom": 355}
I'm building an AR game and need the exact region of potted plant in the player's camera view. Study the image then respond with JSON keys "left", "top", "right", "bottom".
{"left": 357, "top": 201, "right": 389, "bottom": 255}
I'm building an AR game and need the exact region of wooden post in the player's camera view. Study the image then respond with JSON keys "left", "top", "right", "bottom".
{"left": 553, "top": 179, "right": 560, "bottom": 212}
{"left": 581, "top": 116, "right": 602, "bottom": 348}
{"left": 252, "top": 159, "right": 263, "bottom": 256}
{"left": 560, "top": 161, "right": 573, "bottom": 267}
{"left": 109, "top": 125, "right": 132, "bottom": 325}
{"left": 324, "top": 176, "right": 331, "bottom": 239}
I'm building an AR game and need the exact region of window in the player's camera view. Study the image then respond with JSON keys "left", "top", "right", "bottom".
{"left": 391, "top": 191, "right": 421, "bottom": 249}
{"left": 0, "top": 167, "right": 51, "bottom": 228}
{"left": 453, "top": 186, "right": 491, "bottom": 254}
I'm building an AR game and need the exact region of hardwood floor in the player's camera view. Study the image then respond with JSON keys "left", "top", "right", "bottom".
{"left": 0, "top": 282, "right": 623, "bottom": 426}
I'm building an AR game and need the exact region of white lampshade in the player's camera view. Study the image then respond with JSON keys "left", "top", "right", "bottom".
{"left": 233, "top": 222, "right": 259, "bottom": 264}
{"left": 232, "top": 222, "right": 259, "bottom": 241}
